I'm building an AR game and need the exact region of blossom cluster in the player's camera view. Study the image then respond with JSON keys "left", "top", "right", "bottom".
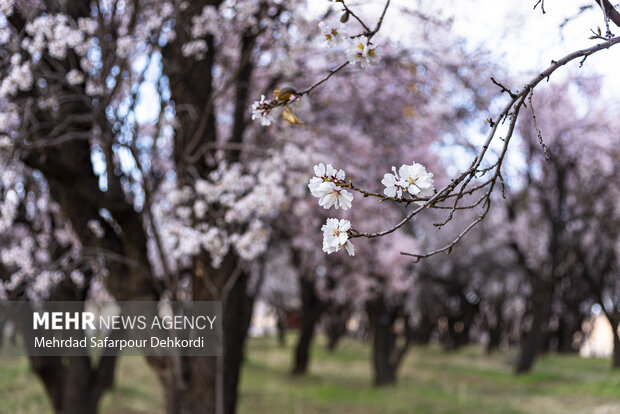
{"left": 251, "top": 95, "right": 276, "bottom": 126}
{"left": 308, "top": 163, "right": 353, "bottom": 210}
{"left": 346, "top": 40, "right": 381, "bottom": 69}
{"left": 322, "top": 218, "right": 355, "bottom": 256}
{"left": 381, "top": 163, "right": 435, "bottom": 205}
{"left": 0, "top": 0, "right": 14, "bottom": 18}
{"left": 22, "top": 14, "right": 94, "bottom": 60}
{"left": 0, "top": 55, "right": 33, "bottom": 99}
{"left": 251, "top": 91, "right": 300, "bottom": 126}
{"left": 308, "top": 163, "right": 355, "bottom": 256}
{"left": 182, "top": 0, "right": 263, "bottom": 60}
{"left": 250, "top": 3, "right": 382, "bottom": 127}
{"left": 0, "top": 160, "right": 88, "bottom": 301}
{"left": 0, "top": 13, "right": 101, "bottom": 102}
{"left": 157, "top": 144, "right": 312, "bottom": 268}
{"left": 318, "top": 20, "right": 381, "bottom": 68}
{"left": 308, "top": 161, "right": 435, "bottom": 257}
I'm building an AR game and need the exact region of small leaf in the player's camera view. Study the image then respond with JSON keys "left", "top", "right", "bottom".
{"left": 282, "top": 107, "right": 303, "bottom": 125}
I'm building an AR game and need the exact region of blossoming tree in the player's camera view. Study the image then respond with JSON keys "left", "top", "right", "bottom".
{"left": 2, "top": 0, "right": 620, "bottom": 412}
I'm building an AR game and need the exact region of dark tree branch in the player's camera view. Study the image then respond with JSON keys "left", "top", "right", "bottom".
{"left": 595, "top": 0, "right": 620, "bottom": 28}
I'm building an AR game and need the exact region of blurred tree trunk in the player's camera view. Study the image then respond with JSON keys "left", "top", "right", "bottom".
{"left": 485, "top": 302, "right": 504, "bottom": 354}
{"left": 324, "top": 305, "right": 350, "bottom": 352}
{"left": 147, "top": 254, "right": 255, "bottom": 414}
{"left": 20, "top": 100, "right": 151, "bottom": 414}
{"left": 366, "top": 295, "right": 411, "bottom": 386}
{"left": 410, "top": 323, "right": 433, "bottom": 346}
{"left": 153, "top": 0, "right": 260, "bottom": 411}
{"left": 275, "top": 306, "right": 288, "bottom": 348}
{"left": 515, "top": 284, "right": 552, "bottom": 373}
{"left": 613, "top": 325, "right": 620, "bottom": 369}
{"left": 292, "top": 277, "right": 324, "bottom": 375}
{"left": 555, "top": 315, "right": 580, "bottom": 353}
{"left": 605, "top": 314, "right": 620, "bottom": 369}
{"left": 29, "top": 355, "right": 117, "bottom": 414}
{"left": 18, "top": 287, "right": 118, "bottom": 414}
{"left": 486, "top": 330, "right": 502, "bottom": 354}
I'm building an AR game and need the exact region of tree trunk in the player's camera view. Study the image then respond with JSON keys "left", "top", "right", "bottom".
{"left": 486, "top": 327, "right": 502, "bottom": 354}
{"left": 368, "top": 297, "right": 396, "bottom": 386}
{"left": 149, "top": 356, "right": 215, "bottom": 414}
{"left": 147, "top": 258, "right": 254, "bottom": 414}
{"left": 324, "top": 305, "right": 349, "bottom": 352}
{"left": 366, "top": 295, "right": 410, "bottom": 387}
{"left": 485, "top": 302, "right": 503, "bottom": 354}
{"left": 515, "top": 287, "right": 552, "bottom": 373}
{"left": 276, "top": 308, "right": 287, "bottom": 348}
{"left": 613, "top": 329, "right": 620, "bottom": 369}
{"left": 292, "top": 277, "right": 323, "bottom": 375}
{"left": 326, "top": 328, "right": 341, "bottom": 352}
{"left": 410, "top": 315, "right": 434, "bottom": 346}
{"left": 29, "top": 355, "right": 117, "bottom": 414}
{"left": 148, "top": 298, "right": 252, "bottom": 414}
{"left": 607, "top": 316, "right": 620, "bottom": 369}
{"left": 222, "top": 270, "right": 254, "bottom": 414}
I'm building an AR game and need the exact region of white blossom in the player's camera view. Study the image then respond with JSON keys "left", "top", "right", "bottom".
{"left": 251, "top": 95, "right": 275, "bottom": 126}
{"left": 312, "top": 181, "right": 353, "bottom": 210}
{"left": 191, "top": 5, "right": 220, "bottom": 38}
{"left": 176, "top": 206, "right": 192, "bottom": 220}
{"left": 29, "top": 270, "right": 63, "bottom": 300}
{"left": 24, "top": 14, "right": 86, "bottom": 61}
{"left": 0, "top": 0, "right": 14, "bottom": 17}
{"left": 70, "top": 269, "right": 85, "bottom": 288}
{"left": 0, "top": 106, "right": 20, "bottom": 133}
{"left": 0, "top": 61, "right": 33, "bottom": 99}
{"left": 87, "top": 220, "right": 105, "bottom": 238}
{"left": 77, "top": 17, "right": 98, "bottom": 35}
{"left": 161, "top": 2, "right": 175, "bottom": 18}
{"left": 194, "top": 200, "right": 208, "bottom": 219}
{"left": 182, "top": 40, "right": 208, "bottom": 60}
{"left": 232, "top": 220, "right": 268, "bottom": 261}
{"left": 381, "top": 166, "right": 403, "bottom": 198}
{"left": 0, "top": 188, "right": 18, "bottom": 232}
{"left": 308, "top": 163, "right": 352, "bottom": 209}
{"left": 85, "top": 80, "right": 104, "bottom": 96}
{"left": 346, "top": 40, "right": 381, "bottom": 68}
{"left": 66, "top": 69, "right": 84, "bottom": 86}
{"left": 38, "top": 97, "right": 58, "bottom": 110}
{"left": 318, "top": 21, "right": 347, "bottom": 47}
{"left": 116, "top": 36, "right": 134, "bottom": 58}
{"left": 308, "top": 162, "right": 345, "bottom": 195}
{"left": 0, "top": 26, "right": 10, "bottom": 44}
{"left": 0, "top": 135, "right": 12, "bottom": 149}
{"left": 321, "top": 218, "right": 355, "bottom": 256}
{"left": 382, "top": 162, "right": 434, "bottom": 205}
{"left": 80, "top": 56, "right": 96, "bottom": 72}
{"left": 399, "top": 163, "right": 434, "bottom": 199}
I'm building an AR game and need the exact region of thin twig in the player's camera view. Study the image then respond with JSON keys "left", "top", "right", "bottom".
{"left": 527, "top": 90, "right": 550, "bottom": 160}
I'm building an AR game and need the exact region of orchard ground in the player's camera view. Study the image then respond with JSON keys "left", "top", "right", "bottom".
{"left": 2, "top": 336, "right": 620, "bottom": 414}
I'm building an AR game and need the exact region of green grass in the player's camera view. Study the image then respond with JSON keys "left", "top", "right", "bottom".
{"left": 240, "top": 338, "right": 620, "bottom": 414}
{"left": 2, "top": 336, "right": 620, "bottom": 413}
